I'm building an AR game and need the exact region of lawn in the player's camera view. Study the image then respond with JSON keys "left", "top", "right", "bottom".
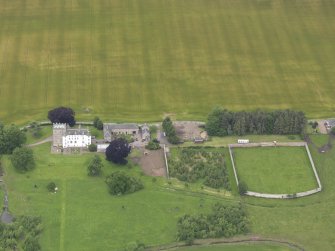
{"left": 2, "top": 143, "right": 225, "bottom": 251}
{"left": 24, "top": 125, "right": 52, "bottom": 145}
{"left": 1, "top": 0, "right": 335, "bottom": 124}
{"left": 232, "top": 146, "right": 318, "bottom": 194}
{"left": 2, "top": 138, "right": 335, "bottom": 250}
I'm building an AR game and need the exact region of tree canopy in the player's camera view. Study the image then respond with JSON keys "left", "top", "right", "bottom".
{"left": 162, "top": 117, "right": 180, "bottom": 144}
{"left": 11, "top": 147, "right": 35, "bottom": 173}
{"left": 177, "top": 203, "right": 248, "bottom": 244}
{"left": 105, "top": 138, "right": 131, "bottom": 164}
{"left": 206, "top": 108, "right": 306, "bottom": 136}
{"left": 87, "top": 155, "right": 103, "bottom": 176}
{"left": 93, "top": 117, "right": 103, "bottom": 130}
{"left": 47, "top": 107, "right": 76, "bottom": 127}
{"left": 105, "top": 172, "right": 143, "bottom": 195}
{"left": 0, "top": 123, "right": 26, "bottom": 154}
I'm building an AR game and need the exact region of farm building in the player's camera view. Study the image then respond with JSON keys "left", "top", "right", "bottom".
{"left": 141, "top": 124, "right": 150, "bottom": 142}
{"left": 53, "top": 123, "right": 91, "bottom": 149}
{"left": 324, "top": 120, "right": 335, "bottom": 130}
{"left": 103, "top": 123, "right": 140, "bottom": 142}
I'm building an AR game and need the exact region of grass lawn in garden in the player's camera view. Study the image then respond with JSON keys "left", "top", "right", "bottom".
{"left": 232, "top": 146, "right": 318, "bottom": 194}
{"left": 24, "top": 126, "right": 52, "bottom": 145}
{"left": 2, "top": 143, "right": 223, "bottom": 251}
{"left": 1, "top": 0, "right": 335, "bottom": 124}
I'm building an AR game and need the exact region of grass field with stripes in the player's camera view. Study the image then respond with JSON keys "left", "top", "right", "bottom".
{"left": 0, "top": 0, "right": 334, "bottom": 124}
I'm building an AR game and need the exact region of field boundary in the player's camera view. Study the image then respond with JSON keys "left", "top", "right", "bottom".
{"left": 147, "top": 236, "right": 304, "bottom": 251}
{"left": 229, "top": 142, "right": 322, "bottom": 199}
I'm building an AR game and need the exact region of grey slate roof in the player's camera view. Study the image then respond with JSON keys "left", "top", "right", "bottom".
{"left": 104, "top": 123, "right": 139, "bottom": 130}
{"left": 65, "top": 128, "right": 90, "bottom": 136}
{"left": 326, "top": 120, "right": 335, "bottom": 127}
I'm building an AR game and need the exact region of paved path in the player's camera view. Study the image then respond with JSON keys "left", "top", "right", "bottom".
{"left": 26, "top": 136, "right": 52, "bottom": 147}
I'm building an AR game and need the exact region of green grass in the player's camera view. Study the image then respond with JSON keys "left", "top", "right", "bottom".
{"left": 309, "top": 134, "right": 329, "bottom": 148}
{"left": 182, "top": 135, "right": 300, "bottom": 147}
{"left": 232, "top": 146, "right": 318, "bottom": 194}
{"left": 24, "top": 126, "right": 52, "bottom": 144}
{"left": 3, "top": 140, "right": 335, "bottom": 250}
{"left": 174, "top": 243, "right": 293, "bottom": 251}
{"left": 2, "top": 143, "right": 226, "bottom": 250}
{"left": 1, "top": 0, "right": 335, "bottom": 124}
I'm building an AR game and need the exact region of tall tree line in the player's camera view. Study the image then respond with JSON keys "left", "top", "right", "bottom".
{"left": 206, "top": 108, "right": 306, "bottom": 136}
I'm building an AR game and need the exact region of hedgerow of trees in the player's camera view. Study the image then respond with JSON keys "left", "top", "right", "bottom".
{"left": 105, "top": 172, "right": 144, "bottom": 195}
{"left": 206, "top": 108, "right": 306, "bottom": 136}
{"left": 11, "top": 147, "right": 35, "bottom": 173}
{"left": 177, "top": 203, "right": 248, "bottom": 244}
{"left": 0, "top": 216, "right": 42, "bottom": 251}
{"left": 0, "top": 123, "right": 26, "bottom": 154}
{"left": 162, "top": 117, "right": 180, "bottom": 144}
{"left": 48, "top": 107, "right": 76, "bottom": 127}
{"left": 168, "top": 148, "right": 230, "bottom": 190}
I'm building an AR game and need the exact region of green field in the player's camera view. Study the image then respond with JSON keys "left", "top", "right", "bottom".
{"left": 232, "top": 146, "right": 318, "bottom": 194}
{"left": 1, "top": 0, "right": 335, "bottom": 124}
{"left": 2, "top": 135, "right": 335, "bottom": 250}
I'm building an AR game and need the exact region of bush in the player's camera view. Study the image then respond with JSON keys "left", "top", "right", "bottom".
{"left": 93, "top": 117, "right": 103, "bottom": 130}
{"left": 47, "top": 182, "right": 56, "bottom": 192}
{"left": 88, "top": 144, "right": 97, "bottom": 152}
{"left": 162, "top": 117, "right": 180, "bottom": 144}
{"left": 238, "top": 181, "right": 248, "bottom": 195}
{"left": 87, "top": 155, "right": 103, "bottom": 176}
{"left": 11, "top": 147, "right": 35, "bottom": 173}
{"left": 105, "top": 172, "right": 144, "bottom": 195}
{"left": 145, "top": 141, "right": 161, "bottom": 150}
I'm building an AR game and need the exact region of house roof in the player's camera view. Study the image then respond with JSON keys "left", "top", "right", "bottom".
{"left": 65, "top": 128, "right": 90, "bottom": 136}
{"left": 103, "top": 123, "right": 139, "bottom": 130}
{"left": 326, "top": 120, "right": 335, "bottom": 127}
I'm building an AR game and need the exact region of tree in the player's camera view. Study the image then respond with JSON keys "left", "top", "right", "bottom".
{"left": 331, "top": 127, "right": 335, "bottom": 135}
{"left": 11, "top": 147, "right": 35, "bottom": 172}
{"left": 88, "top": 143, "right": 97, "bottom": 152}
{"left": 93, "top": 117, "right": 103, "bottom": 130}
{"left": 87, "top": 155, "right": 103, "bottom": 176}
{"left": 238, "top": 181, "right": 248, "bottom": 195}
{"left": 162, "top": 117, "right": 180, "bottom": 144}
{"left": 47, "top": 107, "right": 76, "bottom": 127}
{"left": 46, "top": 182, "right": 56, "bottom": 192}
{"left": 105, "top": 172, "right": 143, "bottom": 195}
{"left": 0, "top": 123, "right": 26, "bottom": 154}
{"left": 145, "top": 140, "right": 161, "bottom": 150}
{"left": 105, "top": 138, "right": 131, "bottom": 164}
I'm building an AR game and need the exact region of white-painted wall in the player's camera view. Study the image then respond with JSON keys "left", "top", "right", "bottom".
{"left": 62, "top": 135, "right": 91, "bottom": 148}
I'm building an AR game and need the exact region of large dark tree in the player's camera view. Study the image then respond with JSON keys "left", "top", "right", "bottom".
{"left": 48, "top": 107, "right": 76, "bottom": 127}
{"left": 105, "top": 138, "right": 131, "bottom": 164}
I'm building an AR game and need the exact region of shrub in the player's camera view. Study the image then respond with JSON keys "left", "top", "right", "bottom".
{"left": 87, "top": 155, "right": 103, "bottom": 176}
{"left": 11, "top": 147, "right": 35, "bottom": 173}
{"left": 238, "top": 181, "right": 248, "bottom": 195}
{"left": 105, "top": 172, "right": 144, "bottom": 195}
{"left": 145, "top": 141, "right": 161, "bottom": 150}
{"left": 88, "top": 144, "right": 97, "bottom": 152}
{"left": 47, "top": 182, "right": 56, "bottom": 192}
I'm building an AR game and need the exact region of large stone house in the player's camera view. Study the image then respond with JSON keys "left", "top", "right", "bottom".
{"left": 103, "top": 123, "right": 140, "bottom": 142}
{"left": 53, "top": 123, "right": 91, "bottom": 149}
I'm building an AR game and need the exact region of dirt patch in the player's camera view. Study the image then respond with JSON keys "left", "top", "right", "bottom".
{"left": 174, "top": 121, "right": 205, "bottom": 141}
{"left": 138, "top": 148, "right": 167, "bottom": 177}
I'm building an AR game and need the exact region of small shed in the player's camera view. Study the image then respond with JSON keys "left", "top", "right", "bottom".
{"left": 237, "top": 139, "right": 249, "bottom": 144}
